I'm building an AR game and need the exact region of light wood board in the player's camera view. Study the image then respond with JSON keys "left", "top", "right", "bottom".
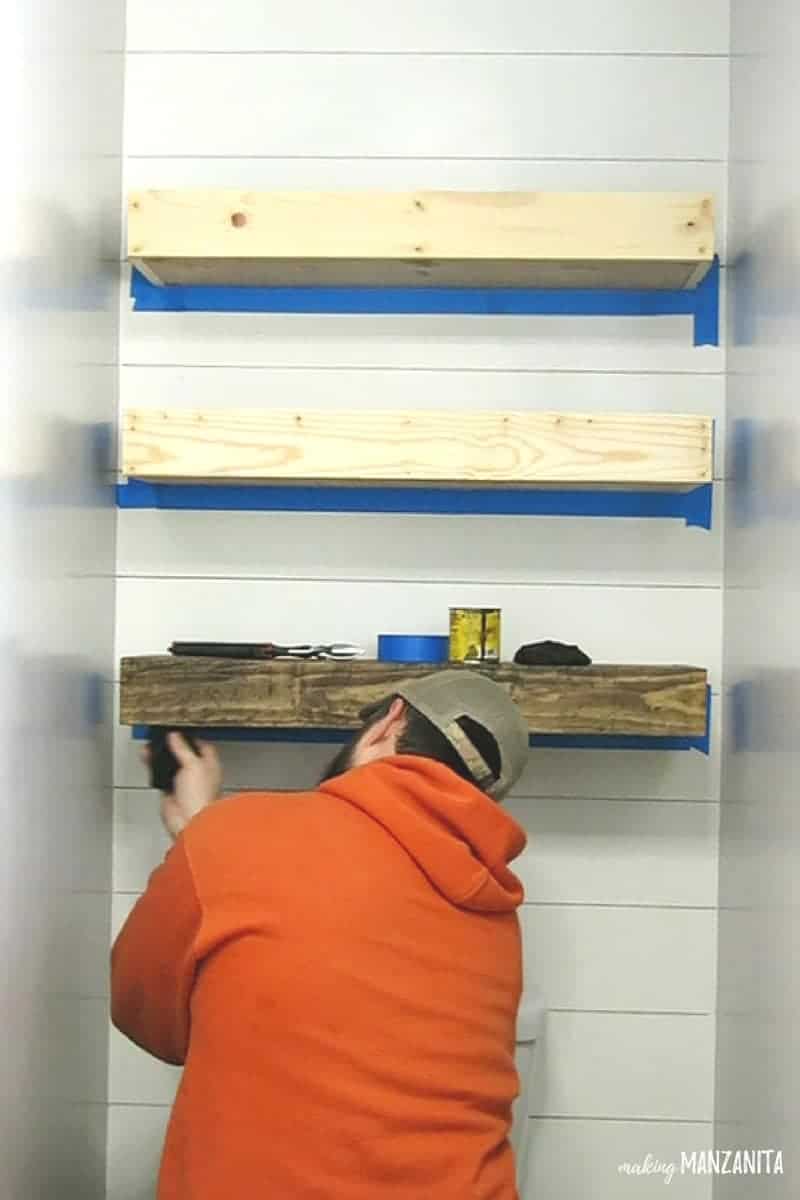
{"left": 128, "top": 191, "right": 715, "bottom": 290}
{"left": 120, "top": 658, "right": 709, "bottom": 737}
{"left": 122, "top": 409, "right": 713, "bottom": 487}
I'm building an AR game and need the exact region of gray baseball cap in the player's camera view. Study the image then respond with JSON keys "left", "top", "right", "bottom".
{"left": 392, "top": 669, "right": 529, "bottom": 799}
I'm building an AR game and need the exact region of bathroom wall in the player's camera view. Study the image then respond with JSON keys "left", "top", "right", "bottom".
{"left": 715, "top": 3, "right": 799, "bottom": 1196}
{"left": 110, "top": 4, "right": 729, "bottom": 1197}
{"left": 0, "top": 0, "right": 123, "bottom": 1195}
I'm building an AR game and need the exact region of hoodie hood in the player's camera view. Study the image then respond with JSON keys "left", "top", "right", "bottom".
{"left": 320, "top": 755, "right": 526, "bottom": 913}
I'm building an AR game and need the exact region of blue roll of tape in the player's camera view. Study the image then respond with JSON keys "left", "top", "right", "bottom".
{"left": 378, "top": 634, "right": 450, "bottom": 664}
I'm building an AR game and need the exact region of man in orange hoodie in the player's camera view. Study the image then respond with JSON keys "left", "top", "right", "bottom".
{"left": 111, "top": 670, "right": 530, "bottom": 1199}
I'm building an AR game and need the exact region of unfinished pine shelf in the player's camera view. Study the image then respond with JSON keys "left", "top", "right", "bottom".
{"left": 120, "top": 658, "right": 709, "bottom": 740}
{"left": 121, "top": 410, "right": 713, "bottom": 490}
{"left": 128, "top": 191, "right": 715, "bottom": 291}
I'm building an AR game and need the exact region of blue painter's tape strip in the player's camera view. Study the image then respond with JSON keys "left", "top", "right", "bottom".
{"left": 529, "top": 733, "right": 701, "bottom": 751}
{"left": 131, "top": 690, "right": 711, "bottom": 754}
{"left": 117, "top": 480, "right": 712, "bottom": 529}
{"left": 132, "top": 724, "right": 352, "bottom": 745}
{"left": 730, "top": 679, "right": 751, "bottom": 752}
{"left": 85, "top": 671, "right": 105, "bottom": 729}
{"left": 130, "top": 258, "right": 720, "bottom": 347}
{"left": 378, "top": 634, "right": 449, "bottom": 663}
{"left": 692, "top": 258, "right": 720, "bottom": 347}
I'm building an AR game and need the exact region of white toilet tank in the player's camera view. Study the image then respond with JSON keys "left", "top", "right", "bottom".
{"left": 510, "top": 993, "right": 544, "bottom": 1193}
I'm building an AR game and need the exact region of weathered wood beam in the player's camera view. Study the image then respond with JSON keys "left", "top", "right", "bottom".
{"left": 120, "top": 657, "right": 709, "bottom": 738}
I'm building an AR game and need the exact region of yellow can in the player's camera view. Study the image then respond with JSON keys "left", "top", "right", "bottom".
{"left": 449, "top": 607, "right": 502, "bottom": 664}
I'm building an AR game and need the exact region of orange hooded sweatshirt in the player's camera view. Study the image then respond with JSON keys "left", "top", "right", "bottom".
{"left": 111, "top": 755, "right": 527, "bottom": 1199}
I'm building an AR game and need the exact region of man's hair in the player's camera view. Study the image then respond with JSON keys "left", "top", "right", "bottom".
{"left": 361, "top": 695, "right": 502, "bottom": 792}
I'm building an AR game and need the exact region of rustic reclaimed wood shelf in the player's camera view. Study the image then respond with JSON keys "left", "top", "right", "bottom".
{"left": 121, "top": 409, "right": 713, "bottom": 490}
{"left": 120, "top": 657, "right": 709, "bottom": 740}
{"left": 128, "top": 190, "right": 715, "bottom": 291}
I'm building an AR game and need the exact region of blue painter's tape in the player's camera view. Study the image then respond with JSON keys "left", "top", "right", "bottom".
{"left": 131, "top": 690, "right": 711, "bottom": 754}
{"left": 117, "top": 480, "right": 713, "bottom": 529}
{"left": 84, "top": 671, "right": 105, "bottom": 729}
{"left": 130, "top": 257, "right": 720, "bottom": 347}
{"left": 378, "top": 634, "right": 449, "bottom": 663}
{"left": 529, "top": 734, "right": 698, "bottom": 750}
{"left": 692, "top": 258, "right": 720, "bottom": 347}
{"left": 132, "top": 725, "right": 352, "bottom": 745}
{"left": 730, "top": 679, "right": 751, "bottom": 753}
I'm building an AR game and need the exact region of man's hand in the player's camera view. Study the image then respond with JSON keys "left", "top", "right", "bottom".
{"left": 159, "top": 733, "right": 223, "bottom": 841}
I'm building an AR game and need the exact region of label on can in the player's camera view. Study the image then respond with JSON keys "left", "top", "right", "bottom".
{"left": 449, "top": 608, "right": 502, "bottom": 663}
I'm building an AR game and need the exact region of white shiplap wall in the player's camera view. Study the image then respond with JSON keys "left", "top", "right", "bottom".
{"left": 111, "top": 4, "right": 729, "bottom": 1197}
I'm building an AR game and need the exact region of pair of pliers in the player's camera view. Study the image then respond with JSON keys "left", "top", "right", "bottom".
{"left": 169, "top": 641, "right": 365, "bottom": 660}
{"left": 275, "top": 643, "right": 365, "bottom": 660}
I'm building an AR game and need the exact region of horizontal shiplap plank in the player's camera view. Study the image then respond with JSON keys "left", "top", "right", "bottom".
{"left": 109, "top": 892, "right": 182, "bottom": 1107}
{"left": 122, "top": 160, "right": 729, "bottom": 262}
{"left": 116, "top": 499, "right": 724, "bottom": 589}
{"left": 114, "top": 794, "right": 170, "bottom": 894}
{"left": 509, "top": 798, "right": 719, "bottom": 907}
{"left": 105, "top": 1105, "right": 715, "bottom": 1200}
{"left": 108, "top": 999, "right": 714, "bottom": 1119}
{"left": 530, "top": 1011, "right": 714, "bottom": 1120}
{"left": 107, "top": 1105, "right": 168, "bottom": 1200}
{"left": 112, "top": 891, "right": 140, "bottom": 941}
{"left": 117, "top": 366, "right": 725, "bottom": 423}
{"left": 114, "top": 578, "right": 722, "bottom": 682}
{"left": 113, "top": 897, "right": 719, "bottom": 1017}
{"left": 125, "top": 55, "right": 728, "bottom": 161}
{"left": 521, "top": 906, "right": 716, "bottom": 1012}
{"left": 111, "top": 858, "right": 717, "bottom": 1012}
{"left": 121, "top": 270, "right": 726, "bottom": 374}
{"left": 109, "top": 1022, "right": 181, "bottom": 1105}
{"left": 126, "top": 0, "right": 730, "bottom": 55}
{"left": 113, "top": 790, "right": 719, "bottom": 906}
{"left": 523, "top": 1118, "right": 713, "bottom": 1200}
